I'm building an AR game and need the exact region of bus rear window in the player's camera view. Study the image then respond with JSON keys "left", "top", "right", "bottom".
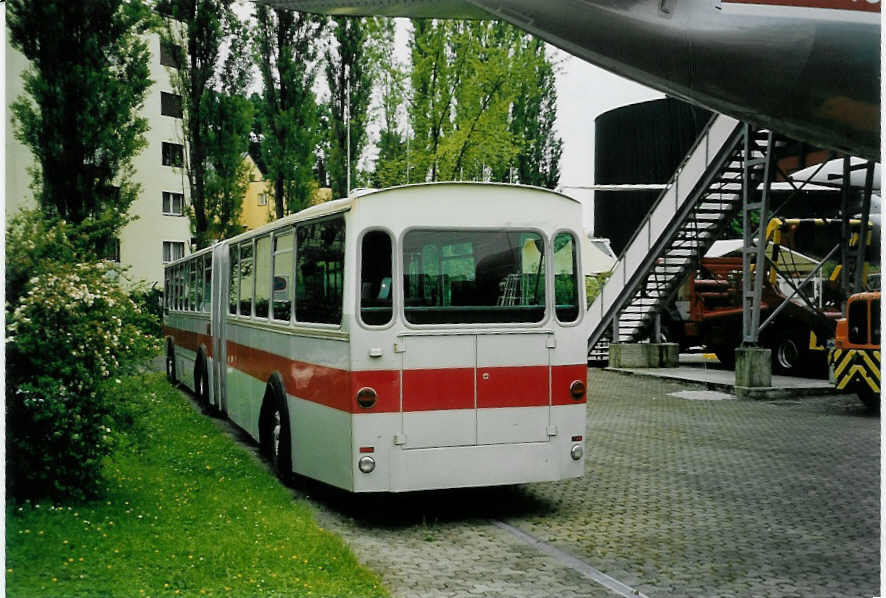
{"left": 403, "top": 230, "right": 545, "bottom": 325}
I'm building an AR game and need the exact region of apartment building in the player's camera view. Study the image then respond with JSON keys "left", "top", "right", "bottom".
{"left": 5, "top": 31, "right": 192, "bottom": 286}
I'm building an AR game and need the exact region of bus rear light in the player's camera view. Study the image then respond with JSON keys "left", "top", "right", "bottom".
{"left": 571, "top": 435, "right": 583, "bottom": 442}
{"left": 356, "top": 387, "right": 377, "bottom": 409}
{"left": 569, "top": 380, "right": 586, "bottom": 400}
{"left": 570, "top": 444, "right": 584, "bottom": 461}
{"left": 358, "top": 456, "right": 376, "bottom": 474}
{"left": 359, "top": 446, "right": 374, "bottom": 454}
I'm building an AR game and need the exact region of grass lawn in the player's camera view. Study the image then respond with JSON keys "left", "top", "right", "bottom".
{"left": 6, "top": 373, "right": 387, "bottom": 598}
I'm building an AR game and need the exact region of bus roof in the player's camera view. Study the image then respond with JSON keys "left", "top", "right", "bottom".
{"left": 165, "top": 182, "right": 580, "bottom": 268}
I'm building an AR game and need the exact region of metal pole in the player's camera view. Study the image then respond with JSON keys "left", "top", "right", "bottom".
{"left": 853, "top": 160, "right": 875, "bottom": 292}
{"left": 839, "top": 156, "right": 851, "bottom": 299}
{"left": 346, "top": 74, "right": 351, "bottom": 197}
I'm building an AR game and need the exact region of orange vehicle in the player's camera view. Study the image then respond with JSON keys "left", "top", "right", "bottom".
{"left": 828, "top": 292, "right": 881, "bottom": 412}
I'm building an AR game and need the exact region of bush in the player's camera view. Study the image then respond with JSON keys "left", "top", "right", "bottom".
{"left": 6, "top": 260, "right": 161, "bottom": 501}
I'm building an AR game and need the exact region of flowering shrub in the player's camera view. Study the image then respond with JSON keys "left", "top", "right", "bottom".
{"left": 6, "top": 260, "right": 161, "bottom": 500}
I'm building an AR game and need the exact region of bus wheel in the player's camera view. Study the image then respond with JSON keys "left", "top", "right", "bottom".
{"left": 261, "top": 387, "right": 292, "bottom": 484}
{"left": 166, "top": 345, "right": 177, "bottom": 384}
{"left": 194, "top": 359, "right": 210, "bottom": 414}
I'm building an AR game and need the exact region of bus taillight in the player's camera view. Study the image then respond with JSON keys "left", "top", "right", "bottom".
{"left": 356, "top": 387, "right": 377, "bottom": 409}
{"left": 569, "top": 380, "right": 586, "bottom": 400}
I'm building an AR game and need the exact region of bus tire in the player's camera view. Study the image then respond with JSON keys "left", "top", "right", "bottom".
{"left": 194, "top": 356, "right": 210, "bottom": 414}
{"left": 260, "top": 381, "right": 292, "bottom": 485}
{"left": 166, "top": 342, "right": 177, "bottom": 385}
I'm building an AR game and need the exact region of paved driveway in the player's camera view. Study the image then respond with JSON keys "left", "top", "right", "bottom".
{"left": 214, "top": 369, "right": 881, "bottom": 597}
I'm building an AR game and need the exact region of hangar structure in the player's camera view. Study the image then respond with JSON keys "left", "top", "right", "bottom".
{"left": 260, "top": 0, "right": 880, "bottom": 384}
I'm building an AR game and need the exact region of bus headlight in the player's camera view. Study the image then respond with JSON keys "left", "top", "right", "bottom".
{"left": 358, "top": 456, "right": 376, "bottom": 474}
{"left": 569, "top": 380, "right": 586, "bottom": 400}
{"left": 356, "top": 387, "right": 377, "bottom": 409}
{"left": 570, "top": 444, "right": 584, "bottom": 461}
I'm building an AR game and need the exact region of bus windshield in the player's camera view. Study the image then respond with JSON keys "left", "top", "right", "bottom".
{"left": 403, "top": 229, "right": 546, "bottom": 324}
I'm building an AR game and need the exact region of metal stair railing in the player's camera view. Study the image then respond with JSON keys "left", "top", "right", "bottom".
{"left": 586, "top": 113, "right": 745, "bottom": 353}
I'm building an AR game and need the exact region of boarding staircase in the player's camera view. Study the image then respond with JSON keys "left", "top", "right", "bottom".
{"left": 587, "top": 115, "right": 782, "bottom": 360}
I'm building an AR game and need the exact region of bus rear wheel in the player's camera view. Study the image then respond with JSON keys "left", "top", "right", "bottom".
{"left": 166, "top": 345, "right": 177, "bottom": 384}
{"left": 194, "top": 359, "right": 210, "bottom": 414}
{"left": 261, "top": 387, "right": 292, "bottom": 484}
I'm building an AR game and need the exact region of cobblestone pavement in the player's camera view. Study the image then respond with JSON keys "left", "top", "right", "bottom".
{"left": 198, "top": 369, "right": 880, "bottom": 597}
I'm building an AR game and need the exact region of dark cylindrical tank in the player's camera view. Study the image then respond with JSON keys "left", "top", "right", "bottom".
{"left": 594, "top": 98, "right": 712, "bottom": 255}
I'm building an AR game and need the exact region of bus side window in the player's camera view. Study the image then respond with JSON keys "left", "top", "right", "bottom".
{"left": 296, "top": 218, "right": 345, "bottom": 324}
{"left": 239, "top": 241, "right": 254, "bottom": 317}
{"left": 272, "top": 230, "right": 294, "bottom": 322}
{"left": 177, "top": 265, "right": 185, "bottom": 311}
{"left": 553, "top": 232, "right": 579, "bottom": 323}
{"left": 229, "top": 244, "right": 240, "bottom": 315}
{"left": 164, "top": 270, "right": 171, "bottom": 314}
{"left": 193, "top": 257, "right": 203, "bottom": 312}
{"left": 255, "top": 235, "right": 271, "bottom": 319}
{"left": 183, "top": 261, "right": 193, "bottom": 312}
{"left": 203, "top": 255, "right": 212, "bottom": 312}
{"left": 360, "top": 230, "right": 393, "bottom": 326}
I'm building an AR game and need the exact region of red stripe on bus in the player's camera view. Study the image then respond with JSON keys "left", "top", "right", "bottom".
{"left": 162, "top": 325, "right": 213, "bottom": 358}
{"left": 477, "top": 366, "right": 549, "bottom": 409}
{"left": 404, "top": 368, "right": 476, "bottom": 411}
{"left": 168, "top": 325, "right": 586, "bottom": 413}
{"left": 226, "top": 341, "right": 352, "bottom": 412}
{"left": 722, "top": 0, "right": 880, "bottom": 12}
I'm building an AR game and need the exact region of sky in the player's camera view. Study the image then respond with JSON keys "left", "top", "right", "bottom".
{"left": 551, "top": 48, "right": 663, "bottom": 231}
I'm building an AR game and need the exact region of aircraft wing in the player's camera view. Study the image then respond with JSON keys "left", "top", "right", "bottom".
{"left": 260, "top": 0, "right": 880, "bottom": 160}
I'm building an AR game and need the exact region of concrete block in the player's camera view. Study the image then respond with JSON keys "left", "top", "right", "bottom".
{"left": 658, "top": 343, "right": 679, "bottom": 367}
{"left": 735, "top": 346, "right": 772, "bottom": 388}
{"left": 610, "top": 343, "right": 679, "bottom": 368}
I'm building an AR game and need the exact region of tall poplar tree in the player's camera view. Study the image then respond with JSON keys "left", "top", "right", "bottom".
{"left": 8, "top": 0, "right": 152, "bottom": 254}
{"left": 510, "top": 38, "right": 563, "bottom": 189}
{"left": 159, "top": 0, "right": 248, "bottom": 248}
{"left": 325, "top": 17, "right": 374, "bottom": 198}
{"left": 253, "top": 6, "right": 326, "bottom": 218}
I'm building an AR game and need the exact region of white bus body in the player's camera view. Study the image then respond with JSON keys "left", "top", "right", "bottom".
{"left": 162, "top": 183, "right": 588, "bottom": 493}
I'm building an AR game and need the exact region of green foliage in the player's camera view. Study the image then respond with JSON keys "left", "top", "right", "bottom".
{"left": 6, "top": 211, "right": 161, "bottom": 501}
{"left": 6, "top": 262, "right": 162, "bottom": 501}
{"left": 586, "top": 271, "right": 613, "bottom": 306}
{"left": 7, "top": 0, "right": 153, "bottom": 249}
{"left": 159, "top": 0, "right": 249, "bottom": 248}
{"left": 202, "top": 90, "right": 252, "bottom": 241}
{"left": 510, "top": 38, "right": 563, "bottom": 189}
{"left": 253, "top": 6, "right": 326, "bottom": 216}
{"left": 374, "top": 20, "right": 561, "bottom": 187}
{"left": 6, "top": 373, "right": 388, "bottom": 597}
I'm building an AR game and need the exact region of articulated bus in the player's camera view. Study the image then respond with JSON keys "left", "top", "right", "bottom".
{"left": 162, "top": 183, "right": 589, "bottom": 492}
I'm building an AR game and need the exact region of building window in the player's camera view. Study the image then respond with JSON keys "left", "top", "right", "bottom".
{"left": 162, "top": 142, "right": 184, "bottom": 167}
{"left": 162, "top": 191, "right": 184, "bottom": 216}
{"left": 159, "top": 41, "right": 181, "bottom": 69}
{"left": 161, "top": 92, "right": 183, "bottom": 118}
{"left": 258, "top": 193, "right": 267, "bottom": 206}
{"left": 163, "top": 241, "right": 185, "bottom": 263}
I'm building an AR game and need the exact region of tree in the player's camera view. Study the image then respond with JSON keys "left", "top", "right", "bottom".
{"left": 324, "top": 16, "right": 374, "bottom": 198}
{"left": 7, "top": 0, "right": 153, "bottom": 255}
{"left": 372, "top": 60, "right": 409, "bottom": 188}
{"left": 510, "top": 38, "right": 563, "bottom": 189}
{"left": 159, "top": 0, "right": 247, "bottom": 248}
{"left": 253, "top": 6, "right": 326, "bottom": 218}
